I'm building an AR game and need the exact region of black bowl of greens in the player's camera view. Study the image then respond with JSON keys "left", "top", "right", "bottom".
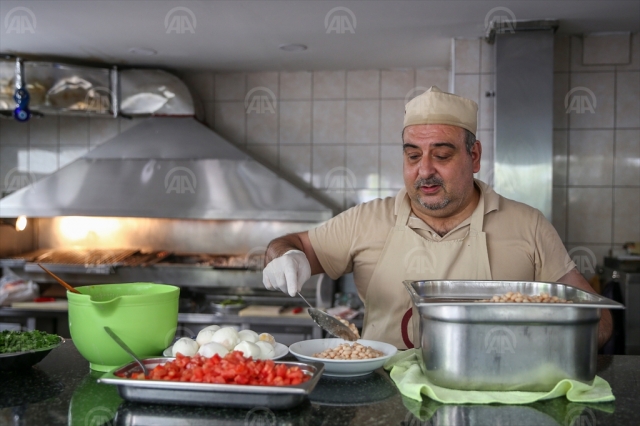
{"left": 0, "top": 330, "right": 64, "bottom": 371}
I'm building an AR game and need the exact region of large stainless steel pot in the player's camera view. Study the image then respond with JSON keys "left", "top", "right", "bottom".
{"left": 404, "top": 280, "right": 625, "bottom": 392}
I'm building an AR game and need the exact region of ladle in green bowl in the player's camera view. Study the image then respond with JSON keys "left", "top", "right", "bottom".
{"left": 104, "top": 326, "right": 149, "bottom": 376}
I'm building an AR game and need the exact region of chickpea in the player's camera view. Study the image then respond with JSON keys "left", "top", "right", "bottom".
{"left": 313, "top": 342, "right": 385, "bottom": 360}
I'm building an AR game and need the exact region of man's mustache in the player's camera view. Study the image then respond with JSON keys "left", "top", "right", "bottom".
{"left": 414, "top": 176, "right": 445, "bottom": 190}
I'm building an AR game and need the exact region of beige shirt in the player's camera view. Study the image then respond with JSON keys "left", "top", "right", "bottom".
{"left": 308, "top": 181, "right": 574, "bottom": 302}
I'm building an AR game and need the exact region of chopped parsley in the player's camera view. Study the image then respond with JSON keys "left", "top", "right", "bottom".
{"left": 0, "top": 330, "right": 60, "bottom": 354}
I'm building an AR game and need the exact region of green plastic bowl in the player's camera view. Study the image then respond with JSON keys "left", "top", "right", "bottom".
{"left": 68, "top": 283, "right": 179, "bottom": 371}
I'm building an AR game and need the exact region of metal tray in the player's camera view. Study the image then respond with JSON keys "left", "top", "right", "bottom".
{"left": 404, "top": 280, "right": 624, "bottom": 392}
{"left": 98, "top": 357, "right": 324, "bottom": 409}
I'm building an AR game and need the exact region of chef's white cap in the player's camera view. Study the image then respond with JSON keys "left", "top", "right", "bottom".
{"left": 403, "top": 86, "right": 478, "bottom": 136}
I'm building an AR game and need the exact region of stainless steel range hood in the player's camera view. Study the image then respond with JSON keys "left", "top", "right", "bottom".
{"left": 0, "top": 117, "right": 332, "bottom": 221}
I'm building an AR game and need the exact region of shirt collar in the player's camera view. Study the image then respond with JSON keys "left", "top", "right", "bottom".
{"left": 394, "top": 179, "right": 499, "bottom": 216}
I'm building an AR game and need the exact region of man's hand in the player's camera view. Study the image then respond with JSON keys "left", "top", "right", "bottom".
{"left": 263, "top": 250, "right": 311, "bottom": 297}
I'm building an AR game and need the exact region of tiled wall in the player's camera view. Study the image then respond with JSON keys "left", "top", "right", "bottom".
{"left": 179, "top": 68, "right": 449, "bottom": 210}
{"left": 553, "top": 34, "right": 640, "bottom": 267}
{"left": 452, "top": 34, "right": 640, "bottom": 270}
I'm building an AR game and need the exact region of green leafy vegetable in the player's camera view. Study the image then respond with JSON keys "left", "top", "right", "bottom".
{"left": 0, "top": 330, "right": 60, "bottom": 354}
{"left": 220, "top": 298, "right": 244, "bottom": 306}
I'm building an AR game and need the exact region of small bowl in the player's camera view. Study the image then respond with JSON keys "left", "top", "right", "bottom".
{"left": 0, "top": 336, "right": 64, "bottom": 371}
{"left": 289, "top": 338, "right": 397, "bottom": 377}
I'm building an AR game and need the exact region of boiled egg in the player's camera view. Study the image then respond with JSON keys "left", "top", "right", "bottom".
{"left": 238, "top": 329, "right": 259, "bottom": 343}
{"left": 211, "top": 327, "right": 240, "bottom": 350}
{"left": 172, "top": 337, "right": 199, "bottom": 357}
{"left": 200, "top": 325, "right": 221, "bottom": 333}
{"left": 234, "top": 341, "right": 261, "bottom": 359}
{"left": 258, "top": 333, "right": 275, "bottom": 346}
{"left": 197, "top": 342, "right": 229, "bottom": 358}
{"left": 255, "top": 341, "right": 276, "bottom": 359}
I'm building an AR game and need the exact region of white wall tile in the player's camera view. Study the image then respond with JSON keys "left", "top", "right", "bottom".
{"left": 347, "top": 70, "right": 379, "bottom": 99}
{"left": 453, "top": 74, "right": 480, "bottom": 105}
{"left": 312, "top": 100, "right": 345, "bottom": 144}
{"left": 345, "top": 189, "right": 380, "bottom": 209}
{"left": 89, "top": 117, "right": 119, "bottom": 148}
{"left": 567, "top": 72, "right": 615, "bottom": 129}
{"left": 179, "top": 71, "right": 214, "bottom": 101}
{"left": 279, "top": 145, "right": 311, "bottom": 185}
{"left": 568, "top": 130, "right": 614, "bottom": 186}
{"left": 346, "top": 145, "right": 379, "bottom": 189}
{"left": 415, "top": 69, "right": 449, "bottom": 92}
{"left": 566, "top": 244, "right": 611, "bottom": 279}
{"left": 29, "top": 147, "right": 58, "bottom": 175}
{"left": 280, "top": 71, "right": 311, "bottom": 100}
{"left": 0, "top": 119, "right": 29, "bottom": 146}
{"left": 381, "top": 70, "right": 414, "bottom": 99}
{"left": 246, "top": 108, "right": 278, "bottom": 144}
{"left": 119, "top": 117, "right": 143, "bottom": 133}
{"left": 479, "top": 74, "right": 494, "bottom": 130}
{"left": 312, "top": 145, "right": 345, "bottom": 190}
{"left": 313, "top": 71, "right": 345, "bottom": 99}
{"left": 247, "top": 144, "right": 278, "bottom": 168}
{"left": 317, "top": 189, "right": 345, "bottom": 212}
{"left": 279, "top": 101, "right": 311, "bottom": 145}
{"left": 554, "top": 36, "right": 571, "bottom": 73}
{"left": 617, "top": 32, "right": 640, "bottom": 71}
{"left": 213, "top": 102, "right": 245, "bottom": 145}
{"left": 480, "top": 41, "right": 494, "bottom": 74}
{"left": 570, "top": 37, "right": 615, "bottom": 72}
{"left": 380, "top": 145, "right": 404, "bottom": 189}
{"left": 553, "top": 130, "right": 568, "bottom": 186}
{"left": 553, "top": 73, "right": 569, "bottom": 129}
{"left": 614, "top": 129, "right": 640, "bottom": 186}
{"left": 59, "top": 146, "right": 88, "bottom": 168}
{"left": 614, "top": 188, "right": 640, "bottom": 244}
{"left": 583, "top": 33, "right": 630, "bottom": 65}
{"left": 454, "top": 39, "right": 480, "bottom": 74}
{"left": 214, "top": 74, "right": 246, "bottom": 101}
{"left": 29, "top": 116, "right": 57, "bottom": 147}
{"left": 380, "top": 100, "right": 404, "bottom": 144}
{"left": 552, "top": 187, "right": 567, "bottom": 242}
{"left": 379, "top": 189, "right": 399, "bottom": 200}
{"left": 247, "top": 72, "right": 279, "bottom": 98}
{"left": 567, "top": 187, "right": 612, "bottom": 243}
{"left": 204, "top": 101, "right": 216, "bottom": 129}
{"left": 616, "top": 71, "right": 640, "bottom": 128}
{"left": 346, "top": 100, "right": 379, "bottom": 144}
{"left": 59, "top": 116, "right": 89, "bottom": 146}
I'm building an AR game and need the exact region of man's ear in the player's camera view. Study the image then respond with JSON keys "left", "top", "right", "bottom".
{"left": 472, "top": 140, "right": 482, "bottom": 174}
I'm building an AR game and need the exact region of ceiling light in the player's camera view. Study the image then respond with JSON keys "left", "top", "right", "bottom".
{"left": 128, "top": 47, "right": 157, "bottom": 56}
{"left": 279, "top": 44, "right": 307, "bottom": 52}
{"left": 1, "top": 215, "right": 27, "bottom": 231}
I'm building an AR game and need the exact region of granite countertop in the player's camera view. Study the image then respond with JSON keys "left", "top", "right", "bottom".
{"left": 0, "top": 341, "right": 638, "bottom": 425}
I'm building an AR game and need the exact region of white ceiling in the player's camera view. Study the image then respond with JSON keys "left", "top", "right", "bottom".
{"left": 1, "top": 0, "right": 638, "bottom": 72}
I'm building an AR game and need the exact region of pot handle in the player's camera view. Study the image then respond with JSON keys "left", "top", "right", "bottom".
{"left": 401, "top": 308, "right": 414, "bottom": 349}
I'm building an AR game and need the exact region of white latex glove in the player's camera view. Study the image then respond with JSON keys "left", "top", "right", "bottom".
{"left": 263, "top": 250, "right": 311, "bottom": 297}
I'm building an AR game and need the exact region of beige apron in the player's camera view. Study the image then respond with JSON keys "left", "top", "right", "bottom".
{"left": 362, "top": 187, "right": 492, "bottom": 349}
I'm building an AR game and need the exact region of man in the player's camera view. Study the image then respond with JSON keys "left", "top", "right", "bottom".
{"left": 262, "top": 86, "right": 612, "bottom": 349}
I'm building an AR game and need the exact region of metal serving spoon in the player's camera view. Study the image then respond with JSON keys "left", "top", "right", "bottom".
{"left": 297, "top": 293, "right": 359, "bottom": 341}
{"left": 104, "top": 326, "right": 149, "bottom": 376}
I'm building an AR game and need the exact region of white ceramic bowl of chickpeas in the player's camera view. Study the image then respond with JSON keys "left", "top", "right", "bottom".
{"left": 289, "top": 338, "right": 398, "bottom": 377}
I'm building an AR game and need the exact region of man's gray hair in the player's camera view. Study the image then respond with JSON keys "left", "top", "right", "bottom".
{"left": 463, "top": 129, "right": 476, "bottom": 155}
